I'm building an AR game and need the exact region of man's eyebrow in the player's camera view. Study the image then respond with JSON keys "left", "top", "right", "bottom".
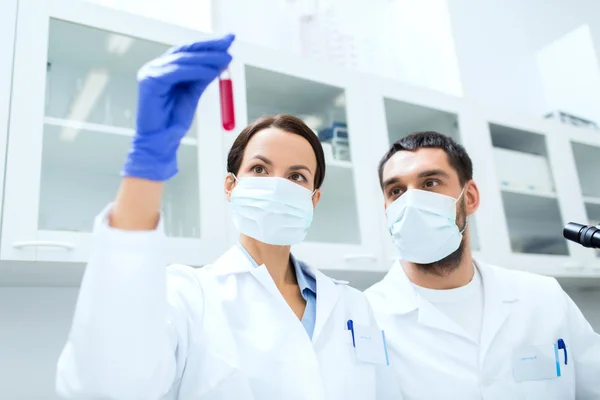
{"left": 418, "top": 169, "right": 450, "bottom": 179}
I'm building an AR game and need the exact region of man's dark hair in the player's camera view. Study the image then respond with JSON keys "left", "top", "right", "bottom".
{"left": 378, "top": 131, "right": 473, "bottom": 188}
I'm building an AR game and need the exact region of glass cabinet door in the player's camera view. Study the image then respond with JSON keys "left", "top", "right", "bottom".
{"left": 571, "top": 141, "right": 600, "bottom": 261}
{"left": 382, "top": 98, "right": 482, "bottom": 252}
{"left": 237, "top": 60, "right": 383, "bottom": 271}
{"left": 489, "top": 124, "right": 569, "bottom": 256}
{"left": 244, "top": 66, "right": 360, "bottom": 245}
{"left": 40, "top": 19, "right": 199, "bottom": 236}
{"left": 0, "top": 0, "right": 18, "bottom": 232}
{"left": 3, "top": 1, "right": 226, "bottom": 264}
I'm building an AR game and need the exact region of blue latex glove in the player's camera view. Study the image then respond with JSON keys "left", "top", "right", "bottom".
{"left": 122, "top": 34, "right": 234, "bottom": 181}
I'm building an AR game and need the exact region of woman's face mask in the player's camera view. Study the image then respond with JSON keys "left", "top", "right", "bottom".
{"left": 229, "top": 175, "right": 316, "bottom": 246}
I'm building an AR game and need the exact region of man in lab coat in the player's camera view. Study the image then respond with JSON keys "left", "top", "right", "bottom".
{"left": 365, "top": 131, "right": 600, "bottom": 399}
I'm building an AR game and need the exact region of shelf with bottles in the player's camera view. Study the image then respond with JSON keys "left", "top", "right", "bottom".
{"left": 244, "top": 65, "right": 350, "bottom": 161}
{"left": 244, "top": 65, "right": 361, "bottom": 245}
{"left": 40, "top": 113, "right": 200, "bottom": 238}
{"left": 45, "top": 18, "right": 199, "bottom": 139}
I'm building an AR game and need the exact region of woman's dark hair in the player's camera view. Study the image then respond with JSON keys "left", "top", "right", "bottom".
{"left": 227, "top": 114, "right": 326, "bottom": 189}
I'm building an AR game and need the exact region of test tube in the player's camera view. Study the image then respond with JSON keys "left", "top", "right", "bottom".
{"left": 219, "top": 69, "right": 235, "bottom": 131}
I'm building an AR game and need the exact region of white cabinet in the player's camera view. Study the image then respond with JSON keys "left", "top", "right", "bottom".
{"left": 365, "top": 78, "right": 483, "bottom": 265}
{"left": 225, "top": 44, "right": 386, "bottom": 272}
{"left": 489, "top": 123, "right": 568, "bottom": 256}
{"left": 0, "top": 0, "right": 598, "bottom": 282}
{"left": 569, "top": 133, "right": 600, "bottom": 268}
{"left": 0, "top": 0, "right": 17, "bottom": 231}
{"left": 1, "top": 0, "right": 228, "bottom": 266}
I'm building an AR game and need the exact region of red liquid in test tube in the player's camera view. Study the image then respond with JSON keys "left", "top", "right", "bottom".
{"left": 219, "top": 69, "right": 235, "bottom": 131}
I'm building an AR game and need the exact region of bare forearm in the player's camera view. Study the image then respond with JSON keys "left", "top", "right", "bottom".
{"left": 109, "top": 177, "right": 164, "bottom": 230}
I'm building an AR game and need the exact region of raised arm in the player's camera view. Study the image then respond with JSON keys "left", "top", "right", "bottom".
{"left": 55, "top": 35, "right": 234, "bottom": 400}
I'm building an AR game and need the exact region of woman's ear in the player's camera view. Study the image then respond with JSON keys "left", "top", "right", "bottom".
{"left": 311, "top": 189, "right": 321, "bottom": 209}
{"left": 224, "top": 174, "right": 236, "bottom": 202}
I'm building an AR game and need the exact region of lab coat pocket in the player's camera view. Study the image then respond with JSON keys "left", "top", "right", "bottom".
{"left": 513, "top": 343, "right": 575, "bottom": 399}
{"left": 344, "top": 338, "right": 377, "bottom": 400}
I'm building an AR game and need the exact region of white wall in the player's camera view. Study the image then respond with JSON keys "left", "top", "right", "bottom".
{"left": 1, "top": 284, "right": 598, "bottom": 399}
{"left": 448, "top": 0, "right": 600, "bottom": 116}
{"left": 213, "top": 0, "right": 462, "bottom": 96}
{"left": 0, "top": 288, "right": 78, "bottom": 400}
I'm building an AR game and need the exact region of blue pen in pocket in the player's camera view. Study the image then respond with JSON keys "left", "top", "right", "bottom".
{"left": 347, "top": 320, "right": 356, "bottom": 347}
{"left": 557, "top": 338, "right": 568, "bottom": 365}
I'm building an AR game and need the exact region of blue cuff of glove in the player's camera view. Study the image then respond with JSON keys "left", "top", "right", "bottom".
{"left": 122, "top": 149, "right": 179, "bottom": 181}
{"left": 122, "top": 129, "right": 183, "bottom": 181}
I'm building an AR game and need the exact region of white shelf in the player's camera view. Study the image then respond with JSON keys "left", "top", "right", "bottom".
{"left": 583, "top": 196, "right": 600, "bottom": 206}
{"left": 500, "top": 186, "right": 557, "bottom": 199}
{"left": 44, "top": 117, "right": 198, "bottom": 146}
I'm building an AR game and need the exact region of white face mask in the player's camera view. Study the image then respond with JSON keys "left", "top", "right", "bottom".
{"left": 229, "top": 176, "right": 315, "bottom": 246}
{"left": 386, "top": 188, "right": 467, "bottom": 264}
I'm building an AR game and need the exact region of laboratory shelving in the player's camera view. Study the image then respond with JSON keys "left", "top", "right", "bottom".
{"left": 1, "top": 0, "right": 229, "bottom": 267}
{"left": 229, "top": 44, "right": 386, "bottom": 273}
{"left": 489, "top": 123, "right": 568, "bottom": 256}
{"left": 1, "top": 0, "right": 599, "bottom": 285}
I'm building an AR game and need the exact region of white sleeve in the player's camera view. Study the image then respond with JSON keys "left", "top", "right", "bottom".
{"left": 564, "top": 292, "right": 600, "bottom": 399}
{"left": 55, "top": 204, "right": 201, "bottom": 400}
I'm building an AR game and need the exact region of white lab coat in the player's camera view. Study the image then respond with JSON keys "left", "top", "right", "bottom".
{"left": 366, "top": 259, "right": 600, "bottom": 400}
{"left": 56, "top": 207, "right": 401, "bottom": 400}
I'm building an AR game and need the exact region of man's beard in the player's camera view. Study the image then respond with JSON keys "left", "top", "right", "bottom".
{"left": 415, "top": 198, "right": 468, "bottom": 277}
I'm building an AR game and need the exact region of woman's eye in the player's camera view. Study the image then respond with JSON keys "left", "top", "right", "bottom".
{"left": 289, "top": 173, "right": 306, "bottom": 182}
{"left": 252, "top": 165, "right": 266, "bottom": 174}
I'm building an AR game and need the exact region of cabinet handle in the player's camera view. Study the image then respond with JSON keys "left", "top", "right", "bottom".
{"left": 344, "top": 254, "right": 378, "bottom": 261}
{"left": 13, "top": 241, "right": 75, "bottom": 250}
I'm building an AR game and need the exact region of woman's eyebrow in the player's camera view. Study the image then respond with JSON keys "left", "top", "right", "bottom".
{"left": 249, "top": 155, "right": 273, "bottom": 165}
{"left": 289, "top": 165, "right": 312, "bottom": 174}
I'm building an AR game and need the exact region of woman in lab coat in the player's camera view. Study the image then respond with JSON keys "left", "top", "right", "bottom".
{"left": 55, "top": 35, "right": 399, "bottom": 400}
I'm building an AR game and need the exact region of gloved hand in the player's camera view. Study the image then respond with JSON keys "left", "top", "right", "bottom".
{"left": 122, "top": 34, "right": 235, "bottom": 181}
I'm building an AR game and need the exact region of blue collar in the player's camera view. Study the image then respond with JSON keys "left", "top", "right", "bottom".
{"left": 236, "top": 243, "right": 316, "bottom": 298}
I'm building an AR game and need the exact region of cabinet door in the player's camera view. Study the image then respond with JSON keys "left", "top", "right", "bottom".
{"left": 566, "top": 132, "right": 600, "bottom": 271}
{"left": 2, "top": 0, "right": 228, "bottom": 265}
{"left": 0, "top": 0, "right": 17, "bottom": 231}
{"left": 224, "top": 44, "right": 386, "bottom": 272}
{"left": 366, "top": 78, "right": 485, "bottom": 266}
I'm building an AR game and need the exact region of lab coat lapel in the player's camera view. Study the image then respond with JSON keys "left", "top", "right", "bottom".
{"left": 309, "top": 268, "right": 342, "bottom": 344}
{"left": 210, "top": 246, "right": 290, "bottom": 309}
{"left": 478, "top": 260, "right": 519, "bottom": 364}
{"left": 385, "top": 261, "right": 474, "bottom": 340}
{"left": 376, "top": 261, "right": 419, "bottom": 315}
